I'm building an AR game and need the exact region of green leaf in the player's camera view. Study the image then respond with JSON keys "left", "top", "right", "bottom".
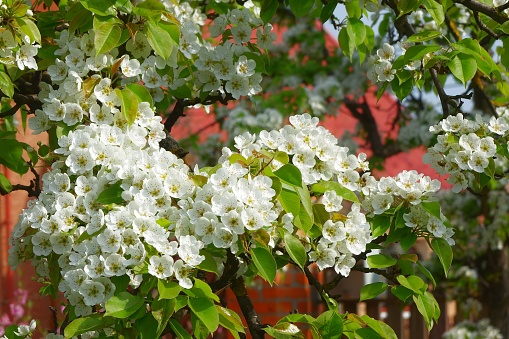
{"left": 400, "top": 232, "right": 418, "bottom": 252}
{"left": 396, "top": 275, "right": 426, "bottom": 294}
{"left": 188, "top": 297, "right": 219, "bottom": 333}
{"left": 197, "top": 249, "right": 220, "bottom": 275}
{"left": 347, "top": 18, "right": 366, "bottom": 47}
{"left": 338, "top": 27, "right": 355, "bottom": 61}
{"left": 250, "top": 247, "right": 277, "bottom": 285}
{"left": 184, "top": 278, "right": 220, "bottom": 302}
{"left": 448, "top": 54, "right": 477, "bottom": 86}
{"left": 264, "top": 323, "right": 305, "bottom": 338}
{"left": 421, "top": 201, "right": 441, "bottom": 220}
{"left": 320, "top": 0, "right": 338, "bottom": 23}
{"left": 132, "top": 0, "right": 165, "bottom": 19}
{"left": 93, "top": 16, "right": 122, "bottom": 56}
{"left": 431, "top": 238, "right": 452, "bottom": 277}
{"left": 345, "top": 0, "right": 362, "bottom": 18}
{"left": 0, "top": 139, "right": 29, "bottom": 174}
{"left": 360, "top": 315, "right": 397, "bottom": 339}
{"left": 158, "top": 21, "right": 180, "bottom": 44}
{"left": 115, "top": 87, "right": 139, "bottom": 125}
{"left": 422, "top": 0, "right": 444, "bottom": 25}
{"left": 15, "top": 17, "right": 41, "bottom": 44}
{"left": 413, "top": 292, "right": 436, "bottom": 330}
{"left": 96, "top": 182, "right": 124, "bottom": 205}
{"left": 391, "top": 77, "right": 413, "bottom": 101}
{"left": 0, "top": 173, "right": 12, "bottom": 194}
{"left": 260, "top": 0, "right": 278, "bottom": 24}
{"left": 0, "top": 71, "right": 14, "bottom": 98}
{"left": 134, "top": 312, "right": 158, "bottom": 338}
{"left": 125, "top": 83, "right": 153, "bottom": 107}
{"left": 104, "top": 292, "right": 144, "bottom": 318}
{"left": 64, "top": 314, "right": 115, "bottom": 338}
{"left": 397, "top": 0, "right": 420, "bottom": 14}
{"left": 217, "top": 306, "right": 245, "bottom": 333}
{"left": 404, "top": 44, "right": 441, "bottom": 62}
{"left": 359, "top": 282, "right": 388, "bottom": 302}
{"left": 312, "top": 310, "right": 343, "bottom": 338}
{"left": 289, "top": 0, "right": 314, "bottom": 17}
{"left": 406, "top": 30, "right": 442, "bottom": 43}
{"left": 311, "top": 181, "right": 359, "bottom": 203}
{"left": 278, "top": 187, "right": 301, "bottom": 217}
{"left": 273, "top": 164, "right": 302, "bottom": 186}
{"left": 370, "top": 215, "right": 390, "bottom": 238}
{"left": 169, "top": 318, "right": 192, "bottom": 339}
{"left": 367, "top": 254, "right": 397, "bottom": 268}
{"left": 157, "top": 279, "right": 181, "bottom": 299}
{"left": 80, "top": 0, "right": 117, "bottom": 15}
{"left": 152, "top": 298, "right": 176, "bottom": 338}
{"left": 376, "top": 81, "right": 389, "bottom": 102}
{"left": 391, "top": 285, "right": 413, "bottom": 302}
{"left": 283, "top": 232, "right": 307, "bottom": 270}
{"left": 416, "top": 261, "right": 436, "bottom": 288}
{"left": 146, "top": 21, "right": 174, "bottom": 59}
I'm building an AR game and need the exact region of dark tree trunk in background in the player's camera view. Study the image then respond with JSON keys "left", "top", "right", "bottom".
{"left": 478, "top": 245, "right": 509, "bottom": 338}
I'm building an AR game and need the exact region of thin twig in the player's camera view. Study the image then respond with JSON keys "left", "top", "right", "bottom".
{"left": 454, "top": 0, "right": 508, "bottom": 24}
{"left": 473, "top": 11, "right": 507, "bottom": 39}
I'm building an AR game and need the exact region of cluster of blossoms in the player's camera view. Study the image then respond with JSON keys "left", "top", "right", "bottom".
{"left": 424, "top": 112, "right": 508, "bottom": 193}
{"left": 219, "top": 105, "right": 284, "bottom": 140}
{"left": 185, "top": 6, "right": 275, "bottom": 99}
{"left": 0, "top": 6, "right": 39, "bottom": 71}
{"left": 367, "top": 43, "right": 397, "bottom": 83}
{"left": 442, "top": 319, "right": 503, "bottom": 339}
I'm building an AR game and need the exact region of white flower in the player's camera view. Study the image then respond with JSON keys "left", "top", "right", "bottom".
{"left": 322, "top": 191, "right": 343, "bottom": 212}
{"left": 148, "top": 254, "right": 174, "bottom": 279}
{"left": 79, "top": 280, "right": 105, "bottom": 306}
{"left": 231, "top": 23, "right": 252, "bottom": 44}
{"left": 235, "top": 56, "right": 256, "bottom": 77}
{"left": 377, "top": 43, "right": 395, "bottom": 61}
{"left": 16, "top": 44, "right": 39, "bottom": 70}
{"left": 322, "top": 220, "right": 347, "bottom": 242}
{"left": 309, "top": 243, "right": 337, "bottom": 270}
{"left": 174, "top": 259, "right": 193, "bottom": 289}
{"left": 14, "top": 320, "right": 37, "bottom": 337}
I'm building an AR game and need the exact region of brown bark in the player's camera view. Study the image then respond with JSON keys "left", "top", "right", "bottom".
{"left": 478, "top": 245, "right": 509, "bottom": 338}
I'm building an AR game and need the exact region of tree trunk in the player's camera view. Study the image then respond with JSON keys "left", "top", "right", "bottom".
{"left": 478, "top": 245, "right": 509, "bottom": 337}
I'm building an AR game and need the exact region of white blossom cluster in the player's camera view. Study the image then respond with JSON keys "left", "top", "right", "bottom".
{"left": 367, "top": 43, "right": 397, "bottom": 83}
{"left": 220, "top": 105, "right": 284, "bottom": 139}
{"left": 442, "top": 319, "right": 503, "bottom": 339}
{"left": 184, "top": 6, "right": 275, "bottom": 99}
{"left": 0, "top": 10, "right": 39, "bottom": 71}
{"left": 424, "top": 113, "right": 508, "bottom": 193}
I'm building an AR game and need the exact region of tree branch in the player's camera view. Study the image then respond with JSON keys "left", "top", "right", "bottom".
{"left": 231, "top": 276, "right": 265, "bottom": 339}
{"left": 163, "top": 92, "right": 234, "bottom": 133}
{"left": 343, "top": 96, "right": 402, "bottom": 158}
{"left": 473, "top": 11, "right": 507, "bottom": 39}
{"left": 210, "top": 250, "right": 239, "bottom": 293}
{"left": 454, "top": 0, "right": 508, "bottom": 24}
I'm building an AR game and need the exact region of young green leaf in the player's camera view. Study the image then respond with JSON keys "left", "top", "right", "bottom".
{"left": 359, "top": 282, "right": 388, "bottom": 302}
{"left": 104, "top": 292, "right": 144, "bottom": 318}
{"left": 367, "top": 254, "right": 397, "bottom": 268}
{"left": 431, "top": 238, "right": 452, "bottom": 277}
{"left": 250, "top": 247, "right": 277, "bottom": 285}
{"left": 188, "top": 297, "right": 219, "bottom": 333}
{"left": 448, "top": 55, "right": 477, "bottom": 87}
{"left": 64, "top": 314, "right": 115, "bottom": 338}
{"left": 283, "top": 232, "right": 307, "bottom": 270}
{"left": 93, "top": 16, "right": 122, "bottom": 56}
